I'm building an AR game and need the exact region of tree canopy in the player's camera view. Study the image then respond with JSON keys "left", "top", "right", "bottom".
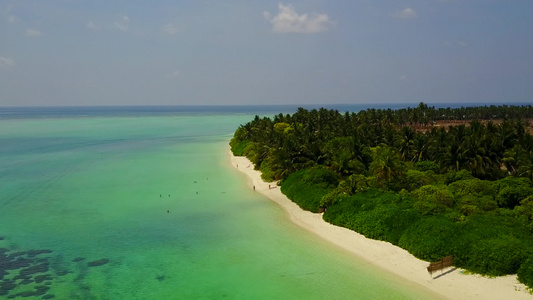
{"left": 231, "top": 103, "right": 533, "bottom": 289}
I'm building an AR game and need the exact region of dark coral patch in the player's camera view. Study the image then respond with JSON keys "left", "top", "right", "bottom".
{"left": 35, "top": 285, "right": 50, "bottom": 294}
{"left": 17, "top": 262, "right": 49, "bottom": 278}
{"left": 7, "top": 251, "right": 28, "bottom": 259}
{"left": 34, "top": 274, "right": 53, "bottom": 284}
{"left": 55, "top": 269, "right": 69, "bottom": 276}
{"left": 0, "top": 242, "right": 62, "bottom": 298}
{"left": 87, "top": 259, "right": 109, "bottom": 267}
{"left": 19, "top": 278, "right": 33, "bottom": 285}
{"left": 4, "top": 257, "right": 33, "bottom": 270}
{"left": 0, "top": 279, "right": 16, "bottom": 296}
{"left": 27, "top": 250, "right": 52, "bottom": 258}
{"left": 11, "top": 291, "right": 39, "bottom": 297}
{"left": 9, "top": 285, "right": 51, "bottom": 298}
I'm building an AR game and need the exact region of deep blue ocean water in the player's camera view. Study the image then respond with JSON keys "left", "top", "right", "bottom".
{"left": 2, "top": 102, "right": 531, "bottom": 119}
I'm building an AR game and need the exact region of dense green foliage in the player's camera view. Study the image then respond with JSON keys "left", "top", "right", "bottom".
{"left": 398, "top": 217, "right": 462, "bottom": 261}
{"left": 231, "top": 103, "right": 533, "bottom": 288}
{"left": 518, "top": 257, "right": 533, "bottom": 291}
{"left": 280, "top": 167, "right": 337, "bottom": 212}
{"left": 323, "top": 190, "right": 421, "bottom": 244}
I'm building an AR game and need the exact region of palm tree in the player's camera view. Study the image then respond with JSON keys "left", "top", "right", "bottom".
{"left": 395, "top": 126, "right": 416, "bottom": 161}
{"left": 412, "top": 134, "right": 429, "bottom": 162}
{"left": 518, "top": 150, "right": 533, "bottom": 182}
{"left": 439, "top": 125, "right": 470, "bottom": 172}
{"left": 369, "top": 146, "right": 406, "bottom": 187}
{"left": 503, "top": 145, "right": 523, "bottom": 176}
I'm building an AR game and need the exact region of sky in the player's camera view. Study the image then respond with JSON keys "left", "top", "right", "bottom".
{"left": 0, "top": 0, "right": 532, "bottom": 106}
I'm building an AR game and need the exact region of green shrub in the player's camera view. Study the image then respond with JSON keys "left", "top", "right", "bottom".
{"left": 516, "top": 196, "right": 533, "bottom": 220}
{"left": 463, "top": 213, "right": 531, "bottom": 239}
{"left": 323, "top": 190, "right": 381, "bottom": 227}
{"left": 320, "top": 188, "right": 347, "bottom": 208}
{"left": 518, "top": 257, "right": 533, "bottom": 290}
{"left": 302, "top": 166, "right": 339, "bottom": 188}
{"left": 414, "top": 161, "right": 439, "bottom": 173}
{"left": 281, "top": 169, "right": 334, "bottom": 212}
{"left": 411, "top": 185, "right": 454, "bottom": 215}
{"left": 456, "top": 195, "right": 498, "bottom": 215}
{"left": 495, "top": 177, "right": 533, "bottom": 209}
{"left": 515, "top": 196, "right": 533, "bottom": 232}
{"left": 243, "top": 142, "right": 267, "bottom": 167}
{"left": 445, "top": 170, "right": 474, "bottom": 184}
{"left": 464, "top": 235, "right": 529, "bottom": 276}
{"left": 404, "top": 169, "right": 438, "bottom": 191}
{"left": 448, "top": 178, "right": 496, "bottom": 198}
{"left": 323, "top": 190, "right": 420, "bottom": 244}
{"left": 350, "top": 205, "right": 421, "bottom": 245}
{"left": 398, "top": 217, "right": 461, "bottom": 262}
{"left": 229, "top": 138, "right": 250, "bottom": 156}
{"left": 259, "top": 160, "right": 276, "bottom": 182}
{"left": 229, "top": 127, "right": 249, "bottom": 155}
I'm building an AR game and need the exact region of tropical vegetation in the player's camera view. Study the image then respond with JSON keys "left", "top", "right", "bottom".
{"left": 230, "top": 103, "right": 533, "bottom": 289}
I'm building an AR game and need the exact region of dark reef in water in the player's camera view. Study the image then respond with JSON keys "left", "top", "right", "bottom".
{"left": 0, "top": 245, "right": 53, "bottom": 297}
{"left": 87, "top": 259, "right": 109, "bottom": 267}
{"left": 34, "top": 274, "right": 53, "bottom": 284}
{"left": 0, "top": 235, "right": 110, "bottom": 299}
{"left": 27, "top": 250, "right": 53, "bottom": 258}
{"left": 0, "top": 279, "right": 16, "bottom": 295}
{"left": 6, "top": 284, "right": 50, "bottom": 298}
{"left": 15, "top": 261, "right": 50, "bottom": 279}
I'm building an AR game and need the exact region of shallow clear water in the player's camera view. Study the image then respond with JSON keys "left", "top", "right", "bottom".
{"left": 0, "top": 110, "right": 442, "bottom": 299}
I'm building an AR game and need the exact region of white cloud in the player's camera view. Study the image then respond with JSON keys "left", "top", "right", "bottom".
{"left": 0, "top": 56, "right": 15, "bottom": 68}
{"left": 114, "top": 15, "right": 130, "bottom": 31}
{"left": 25, "top": 28, "right": 43, "bottom": 36}
{"left": 1, "top": 5, "right": 16, "bottom": 23}
{"left": 86, "top": 21, "right": 99, "bottom": 30}
{"left": 263, "top": 3, "right": 333, "bottom": 34}
{"left": 392, "top": 8, "right": 417, "bottom": 19}
{"left": 161, "top": 23, "right": 179, "bottom": 35}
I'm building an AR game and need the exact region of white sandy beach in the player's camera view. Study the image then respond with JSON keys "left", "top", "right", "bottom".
{"left": 230, "top": 151, "right": 532, "bottom": 300}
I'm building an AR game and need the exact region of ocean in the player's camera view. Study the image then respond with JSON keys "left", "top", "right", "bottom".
{"left": 0, "top": 105, "right": 448, "bottom": 299}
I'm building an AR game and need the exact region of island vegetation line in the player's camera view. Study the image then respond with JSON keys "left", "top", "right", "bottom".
{"left": 230, "top": 103, "right": 533, "bottom": 290}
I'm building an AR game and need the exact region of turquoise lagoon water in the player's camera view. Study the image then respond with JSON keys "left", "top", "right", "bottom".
{"left": 0, "top": 108, "right": 443, "bottom": 299}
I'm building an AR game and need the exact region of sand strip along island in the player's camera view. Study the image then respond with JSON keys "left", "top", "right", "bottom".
{"left": 230, "top": 151, "right": 532, "bottom": 300}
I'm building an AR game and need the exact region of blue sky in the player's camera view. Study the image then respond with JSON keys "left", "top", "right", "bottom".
{"left": 1, "top": 1, "right": 532, "bottom": 106}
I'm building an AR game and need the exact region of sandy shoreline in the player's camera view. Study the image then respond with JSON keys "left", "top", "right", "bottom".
{"left": 229, "top": 151, "right": 532, "bottom": 300}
